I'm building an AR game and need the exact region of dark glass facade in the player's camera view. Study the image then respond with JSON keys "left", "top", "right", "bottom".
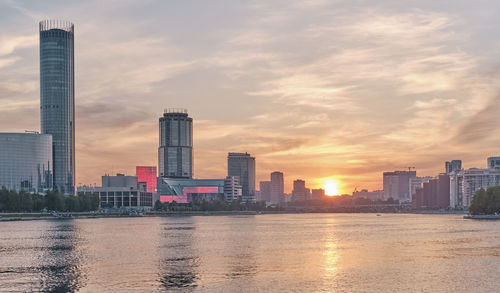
{"left": 158, "top": 109, "right": 193, "bottom": 179}
{"left": 39, "top": 20, "right": 75, "bottom": 194}
{"left": 0, "top": 133, "right": 53, "bottom": 193}
{"left": 227, "top": 152, "right": 255, "bottom": 203}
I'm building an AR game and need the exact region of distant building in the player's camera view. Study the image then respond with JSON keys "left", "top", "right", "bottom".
{"left": 40, "top": 20, "right": 76, "bottom": 194}
{"left": 270, "top": 171, "right": 284, "bottom": 204}
{"left": 227, "top": 152, "right": 255, "bottom": 203}
{"left": 0, "top": 133, "right": 53, "bottom": 193}
{"left": 158, "top": 109, "right": 193, "bottom": 179}
{"left": 409, "top": 176, "right": 433, "bottom": 202}
{"left": 448, "top": 157, "right": 500, "bottom": 208}
{"left": 292, "top": 179, "right": 308, "bottom": 201}
{"left": 259, "top": 181, "right": 271, "bottom": 202}
{"left": 136, "top": 166, "right": 157, "bottom": 193}
{"left": 352, "top": 189, "right": 384, "bottom": 201}
{"left": 79, "top": 174, "right": 153, "bottom": 209}
{"left": 487, "top": 157, "right": 500, "bottom": 169}
{"left": 383, "top": 171, "right": 417, "bottom": 203}
{"left": 224, "top": 176, "right": 242, "bottom": 202}
{"left": 445, "top": 160, "right": 462, "bottom": 174}
{"left": 450, "top": 168, "right": 500, "bottom": 208}
{"left": 413, "top": 174, "right": 450, "bottom": 209}
{"left": 157, "top": 178, "right": 225, "bottom": 204}
{"left": 311, "top": 188, "right": 325, "bottom": 200}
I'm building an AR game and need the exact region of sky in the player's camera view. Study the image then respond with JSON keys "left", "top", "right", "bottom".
{"left": 1, "top": 0, "right": 500, "bottom": 194}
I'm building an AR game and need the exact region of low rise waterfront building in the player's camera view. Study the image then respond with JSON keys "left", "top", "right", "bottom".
{"left": 157, "top": 178, "right": 225, "bottom": 203}
{"left": 352, "top": 189, "right": 384, "bottom": 201}
{"left": 79, "top": 174, "right": 154, "bottom": 210}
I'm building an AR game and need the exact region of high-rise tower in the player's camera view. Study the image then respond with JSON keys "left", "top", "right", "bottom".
{"left": 270, "top": 171, "right": 284, "bottom": 204}
{"left": 39, "top": 20, "right": 75, "bottom": 194}
{"left": 158, "top": 109, "right": 193, "bottom": 179}
{"left": 227, "top": 152, "right": 255, "bottom": 203}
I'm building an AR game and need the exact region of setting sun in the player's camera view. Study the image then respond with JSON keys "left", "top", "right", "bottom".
{"left": 323, "top": 179, "right": 340, "bottom": 196}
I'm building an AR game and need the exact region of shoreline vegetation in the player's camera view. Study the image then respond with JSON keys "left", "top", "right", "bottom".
{"left": 4, "top": 185, "right": 500, "bottom": 222}
{"left": 0, "top": 210, "right": 467, "bottom": 222}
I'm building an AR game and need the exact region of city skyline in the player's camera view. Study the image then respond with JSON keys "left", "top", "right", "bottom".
{"left": 2, "top": 1, "right": 500, "bottom": 193}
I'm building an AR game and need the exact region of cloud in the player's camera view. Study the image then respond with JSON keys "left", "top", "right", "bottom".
{"left": 2, "top": 0, "right": 500, "bottom": 193}
{"left": 451, "top": 94, "right": 500, "bottom": 144}
{"left": 0, "top": 35, "right": 37, "bottom": 56}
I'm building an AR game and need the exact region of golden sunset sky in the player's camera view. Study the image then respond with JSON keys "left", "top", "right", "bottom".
{"left": 1, "top": 0, "right": 500, "bottom": 193}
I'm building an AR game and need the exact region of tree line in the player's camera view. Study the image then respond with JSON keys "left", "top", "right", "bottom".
{"left": 469, "top": 186, "right": 500, "bottom": 215}
{"left": 0, "top": 187, "right": 99, "bottom": 212}
{"left": 154, "top": 199, "right": 280, "bottom": 212}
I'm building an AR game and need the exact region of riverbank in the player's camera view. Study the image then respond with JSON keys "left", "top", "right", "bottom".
{"left": 463, "top": 214, "right": 500, "bottom": 220}
{"left": 0, "top": 210, "right": 469, "bottom": 221}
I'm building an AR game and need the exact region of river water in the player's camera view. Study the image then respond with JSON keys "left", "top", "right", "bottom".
{"left": 0, "top": 214, "right": 498, "bottom": 292}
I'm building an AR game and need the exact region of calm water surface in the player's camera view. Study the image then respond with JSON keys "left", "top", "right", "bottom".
{"left": 0, "top": 214, "right": 499, "bottom": 292}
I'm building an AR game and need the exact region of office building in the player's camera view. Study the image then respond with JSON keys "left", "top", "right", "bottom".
{"left": 270, "top": 171, "right": 284, "bottom": 204}
{"left": 224, "top": 176, "right": 242, "bottom": 202}
{"left": 227, "top": 152, "right": 255, "bottom": 203}
{"left": 79, "top": 174, "right": 153, "bottom": 209}
{"left": 0, "top": 133, "right": 53, "bottom": 193}
{"left": 39, "top": 20, "right": 75, "bottom": 194}
{"left": 259, "top": 181, "right": 271, "bottom": 202}
{"left": 311, "top": 188, "right": 325, "bottom": 200}
{"left": 445, "top": 160, "right": 462, "bottom": 174}
{"left": 136, "top": 166, "right": 157, "bottom": 193}
{"left": 158, "top": 109, "right": 193, "bottom": 179}
{"left": 383, "top": 171, "right": 417, "bottom": 203}
{"left": 292, "top": 179, "right": 308, "bottom": 201}
{"left": 157, "top": 178, "right": 225, "bottom": 203}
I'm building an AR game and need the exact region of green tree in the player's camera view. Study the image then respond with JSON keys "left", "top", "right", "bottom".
{"left": 470, "top": 187, "right": 500, "bottom": 215}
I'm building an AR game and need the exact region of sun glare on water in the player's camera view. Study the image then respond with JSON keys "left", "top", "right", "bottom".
{"left": 323, "top": 179, "right": 340, "bottom": 196}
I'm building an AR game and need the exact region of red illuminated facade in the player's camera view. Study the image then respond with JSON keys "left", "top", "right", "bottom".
{"left": 136, "top": 166, "right": 157, "bottom": 193}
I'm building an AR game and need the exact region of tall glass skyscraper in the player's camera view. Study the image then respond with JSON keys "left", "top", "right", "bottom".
{"left": 227, "top": 152, "right": 255, "bottom": 203}
{"left": 39, "top": 20, "right": 75, "bottom": 194}
{"left": 158, "top": 109, "right": 193, "bottom": 179}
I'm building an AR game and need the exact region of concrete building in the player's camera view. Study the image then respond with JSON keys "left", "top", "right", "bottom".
{"left": 409, "top": 176, "right": 433, "bottom": 202}
{"left": 79, "top": 174, "right": 153, "bottom": 209}
{"left": 158, "top": 109, "right": 193, "bottom": 179}
{"left": 40, "top": 20, "right": 75, "bottom": 194}
{"left": 449, "top": 157, "right": 500, "bottom": 208}
{"left": 136, "top": 166, "right": 157, "bottom": 193}
{"left": 445, "top": 160, "right": 462, "bottom": 174}
{"left": 383, "top": 171, "right": 417, "bottom": 203}
{"left": 450, "top": 168, "right": 500, "bottom": 208}
{"left": 352, "top": 189, "right": 384, "bottom": 201}
{"left": 311, "top": 188, "right": 325, "bottom": 200}
{"left": 413, "top": 174, "right": 450, "bottom": 209}
{"left": 224, "top": 176, "right": 242, "bottom": 202}
{"left": 157, "top": 178, "right": 225, "bottom": 203}
{"left": 270, "top": 171, "right": 284, "bottom": 204}
{"left": 227, "top": 152, "right": 255, "bottom": 203}
{"left": 292, "top": 179, "right": 308, "bottom": 201}
{"left": 0, "top": 133, "right": 53, "bottom": 193}
{"left": 259, "top": 181, "right": 271, "bottom": 202}
{"left": 487, "top": 157, "right": 500, "bottom": 169}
